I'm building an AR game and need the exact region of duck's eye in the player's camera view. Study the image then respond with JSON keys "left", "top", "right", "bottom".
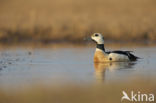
{"left": 95, "top": 34, "right": 98, "bottom": 36}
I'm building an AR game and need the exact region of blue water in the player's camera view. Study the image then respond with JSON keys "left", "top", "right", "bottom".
{"left": 0, "top": 46, "right": 156, "bottom": 88}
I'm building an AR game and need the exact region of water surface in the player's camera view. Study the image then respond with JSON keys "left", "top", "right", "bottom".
{"left": 0, "top": 46, "right": 156, "bottom": 88}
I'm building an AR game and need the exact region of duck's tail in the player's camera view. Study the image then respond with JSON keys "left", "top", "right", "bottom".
{"left": 127, "top": 52, "right": 141, "bottom": 61}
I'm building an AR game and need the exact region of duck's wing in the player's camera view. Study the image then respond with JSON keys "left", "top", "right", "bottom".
{"left": 112, "top": 50, "right": 132, "bottom": 55}
{"left": 106, "top": 50, "right": 139, "bottom": 61}
{"left": 106, "top": 50, "right": 129, "bottom": 55}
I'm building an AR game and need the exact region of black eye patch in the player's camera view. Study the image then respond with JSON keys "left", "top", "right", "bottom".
{"left": 95, "top": 34, "right": 98, "bottom": 36}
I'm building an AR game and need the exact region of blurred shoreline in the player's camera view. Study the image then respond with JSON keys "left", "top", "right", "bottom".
{"left": 0, "top": 41, "right": 155, "bottom": 50}
{"left": 1, "top": 0, "right": 156, "bottom": 46}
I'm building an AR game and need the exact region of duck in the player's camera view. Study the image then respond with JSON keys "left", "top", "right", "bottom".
{"left": 91, "top": 33, "right": 139, "bottom": 62}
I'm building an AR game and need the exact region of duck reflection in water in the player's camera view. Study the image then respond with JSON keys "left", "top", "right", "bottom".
{"left": 94, "top": 62, "right": 136, "bottom": 83}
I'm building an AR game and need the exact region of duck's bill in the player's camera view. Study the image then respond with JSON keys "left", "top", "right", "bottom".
{"left": 83, "top": 37, "right": 92, "bottom": 41}
{"left": 83, "top": 36, "right": 97, "bottom": 43}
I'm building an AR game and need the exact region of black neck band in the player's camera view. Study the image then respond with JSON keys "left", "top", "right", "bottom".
{"left": 96, "top": 44, "right": 105, "bottom": 51}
